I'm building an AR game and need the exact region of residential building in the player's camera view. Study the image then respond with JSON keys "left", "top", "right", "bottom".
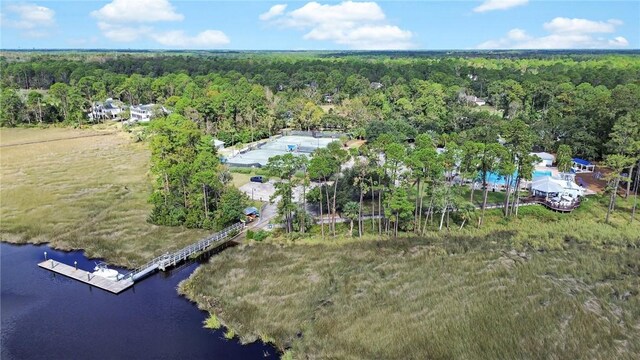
{"left": 370, "top": 82, "right": 384, "bottom": 90}
{"left": 88, "top": 98, "right": 123, "bottom": 121}
{"left": 463, "top": 95, "right": 486, "bottom": 106}
{"left": 129, "top": 104, "right": 169, "bottom": 123}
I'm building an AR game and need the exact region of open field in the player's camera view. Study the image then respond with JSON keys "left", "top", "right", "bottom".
{"left": 0, "top": 128, "right": 208, "bottom": 267}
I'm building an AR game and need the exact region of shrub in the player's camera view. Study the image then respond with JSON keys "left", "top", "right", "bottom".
{"left": 203, "top": 314, "right": 221, "bottom": 329}
{"left": 247, "top": 230, "right": 269, "bottom": 241}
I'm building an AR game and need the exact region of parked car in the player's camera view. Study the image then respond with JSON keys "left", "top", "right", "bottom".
{"left": 250, "top": 175, "right": 264, "bottom": 183}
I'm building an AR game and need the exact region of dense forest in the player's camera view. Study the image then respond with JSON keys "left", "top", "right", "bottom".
{"left": 2, "top": 51, "right": 639, "bottom": 160}
{"left": 1, "top": 51, "right": 639, "bottom": 231}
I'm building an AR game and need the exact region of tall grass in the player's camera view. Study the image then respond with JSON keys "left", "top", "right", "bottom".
{"left": 0, "top": 128, "right": 208, "bottom": 267}
{"left": 181, "top": 237, "right": 640, "bottom": 359}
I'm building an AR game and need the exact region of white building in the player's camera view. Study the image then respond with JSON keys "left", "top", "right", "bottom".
{"left": 530, "top": 152, "right": 555, "bottom": 167}
{"left": 129, "top": 104, "right": 169, "bottom": 123}
{"left": 530, "top": 175, "right": 584, "bottom": 199}
{"left": 462, "top": 94, "right": 486, "bottom": 106}
{"left": 88, "top": 98, "right": 123, "bottom": 121}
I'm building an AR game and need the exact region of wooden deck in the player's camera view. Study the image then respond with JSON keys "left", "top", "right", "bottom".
{"left": 521, "top": 197, "right": 580, "bottom": 212}
{"left": 37, "top": 260, "right": 134, "bottom": 294}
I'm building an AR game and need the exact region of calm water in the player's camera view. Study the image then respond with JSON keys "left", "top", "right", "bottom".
{"left": 0, "top": 242, "right": 277, "bottom": 360}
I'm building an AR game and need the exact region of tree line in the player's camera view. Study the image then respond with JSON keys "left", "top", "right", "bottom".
{"left": 265, "top": 111, "right": 639, "bottom": 237}
{"left": 2, "top": 53, "right": 638, "bottom": 161}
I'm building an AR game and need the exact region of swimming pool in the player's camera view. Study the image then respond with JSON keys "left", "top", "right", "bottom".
{"left": 482, "top": 170, "right": 552, "bottom": 186}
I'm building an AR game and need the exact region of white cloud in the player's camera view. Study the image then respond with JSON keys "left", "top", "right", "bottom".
{"left": 262, "top": 1, "right": 414, "bottom": 50}
{"left": 477, "top": 17, "right": 628, "bottom": 49}
{"left": 608, "top": 36, "right": 629, "bottom": 47}
{"left": 91, "top": 0, "right": 229, "bottom": 47}
{"left": 1, "top": 3, "right": 56, "bottom": 38}
{"left": 259, "top": 4, "right": 287, "bottom": 21}
{"left": 543, "top": 18, "right": 618, "bottom": 34}
{"left": 473, "top": 0, "right": 528, "bottom": 13}
{"left": 91, "top": 0, "right": 183, "bottom": 23}
{"left": 97, "top": 22, "right": 152, "bottom": 42}
{"left": 150, "top": 30, "right": 230, "bottom": 48}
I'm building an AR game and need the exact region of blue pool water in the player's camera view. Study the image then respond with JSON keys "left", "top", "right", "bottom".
{"left": 482, "top": 170, "right": 552, "bottom": 186}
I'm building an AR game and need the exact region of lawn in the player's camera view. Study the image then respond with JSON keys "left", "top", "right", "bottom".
{"left": 457, "top": 187, "right": 506, "bottom": 207}
{"left": 0, "top": 127, "right": 208, "bottom": 267}
{"left": 230, "top": 172, "right": 252, "bottom": 189}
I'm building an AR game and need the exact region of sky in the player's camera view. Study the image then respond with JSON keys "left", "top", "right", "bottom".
{"left": 1, "top": 0, "right": 638, "bottom": 50}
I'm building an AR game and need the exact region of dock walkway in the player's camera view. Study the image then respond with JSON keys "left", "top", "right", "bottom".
{"left": 37, "top": 222, "right": 245, "bottom": 294}
{"left": 37, "top": 259, "right": 134, "bottom": 294}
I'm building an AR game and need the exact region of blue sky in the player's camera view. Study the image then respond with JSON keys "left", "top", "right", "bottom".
{"left": 1, "top": 1, "right": 638, "bottom": 50}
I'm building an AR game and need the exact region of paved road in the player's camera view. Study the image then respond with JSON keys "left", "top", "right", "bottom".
{"left": 250, "top": 202, "right": 279, "bottom": 230}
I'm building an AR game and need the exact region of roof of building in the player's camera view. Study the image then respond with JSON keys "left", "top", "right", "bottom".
{"left": 131, "top": 104, "right": 156, "bottom": 111}
{"left": 243, "top": 207, "right": 259, "bottom": 215}
{"left": 531, "top": 152, "right": 555, "bottom": 160}
{"left": 572, "top": 158, "right": 592, "bottom": 166}
{"left": 531, "top": 177, "right": 565, "bottom": 193}
{"left": 213, "top": 139, "right": 224, "bottom": 146}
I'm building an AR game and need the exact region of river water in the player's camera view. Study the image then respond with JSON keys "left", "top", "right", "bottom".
{"left": 0, "top": 242, "right": 277, "bottom": 359}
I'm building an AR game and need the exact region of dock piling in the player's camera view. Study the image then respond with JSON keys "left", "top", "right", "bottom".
{"left": 44, "top": 251, "right": 47, "bottom": 260}
{"left": 74, "top": 261, "right": 78, "bottom": 270}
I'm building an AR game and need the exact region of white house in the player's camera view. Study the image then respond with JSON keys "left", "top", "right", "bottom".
{"left": 88, "top": 98, "right": 123, "bottom": 121}
{"left": 462, "top": 94, "right": 486, "bottom": 106}
{"left": 370, "top": 82, "right": 384, "bottom": 90}
{"left": 530, "top": 152, "right": 555, "bottom": 167}
{"left": 129, "top": 104, "right": 169, "bottom": 123}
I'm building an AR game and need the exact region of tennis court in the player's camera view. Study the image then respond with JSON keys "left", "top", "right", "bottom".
{"left": 226, "top": 135, "right": 337, "bottom": 167}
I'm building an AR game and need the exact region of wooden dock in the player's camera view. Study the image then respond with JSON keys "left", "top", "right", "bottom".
{"left": 37, "top": 260, "right": 134, "bottom": 294}
{"left": 36, "top": 222, "right": 245, "bottom": 294}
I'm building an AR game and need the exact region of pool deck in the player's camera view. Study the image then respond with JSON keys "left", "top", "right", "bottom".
{"left": 38, "top": 259, "right": 134, "bottom": 294}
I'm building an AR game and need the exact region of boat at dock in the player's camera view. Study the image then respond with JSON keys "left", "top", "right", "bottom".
{"left": 92, "top": 262, "right": 120, "bottom": 281}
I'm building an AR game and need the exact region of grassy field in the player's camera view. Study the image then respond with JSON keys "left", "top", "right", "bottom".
{"left": 230, "top": 172, "right": 252, "bottom": 189}
{"left": 181, "top": 197, "right": 640, "bottom": 359}
{"left": 0, "top": 127, "right": 208, "bottom": 267}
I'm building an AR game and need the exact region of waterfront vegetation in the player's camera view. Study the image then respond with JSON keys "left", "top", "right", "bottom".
{"left": 181, "top": 203, "right": 640, "bottom": 358}
{"left": 0, "top": 127, "right": 207, "bottom": 267}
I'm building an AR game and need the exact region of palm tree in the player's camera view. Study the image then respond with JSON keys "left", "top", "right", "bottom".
{"left": 342, "top": 201, "right": 360, "bottom": 237}
{"left": 456, "top": 201, "right": 476, "bottom": 230}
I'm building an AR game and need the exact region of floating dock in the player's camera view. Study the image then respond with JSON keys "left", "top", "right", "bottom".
{"left": 36, "top": 222, "right": 245, "bottom": 294}
{"left": 37, "top": 260, "right": 134, "bottom": 294}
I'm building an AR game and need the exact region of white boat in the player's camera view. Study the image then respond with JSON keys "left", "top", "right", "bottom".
{"left": 92, "top": 262, "right": 120, "bottom": 281}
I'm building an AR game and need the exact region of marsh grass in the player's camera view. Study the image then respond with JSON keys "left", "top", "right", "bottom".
{"left": 204, "top": 314, "right": 222, "bottom": 329}
{"left": 0, "top": 128, "right": 208, "bottom": 267}
{"left": 181, "top": 197, "right": 640, "bottom": 359}
{"left": 181, "top": 237, "right": 640, "bottom": 359}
